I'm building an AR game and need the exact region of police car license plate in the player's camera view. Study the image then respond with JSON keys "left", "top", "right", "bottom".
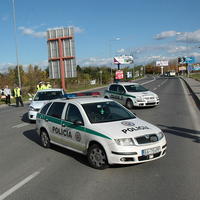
{"left": 142, "top": 146, "right": 161, "bottom": 156}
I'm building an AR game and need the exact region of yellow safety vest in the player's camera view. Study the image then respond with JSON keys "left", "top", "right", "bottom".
{"left": 14, "top": 88, "right": 21, "bottom": 97}
{"left": 46, "top": 84, "right": 52, "bottom": 89}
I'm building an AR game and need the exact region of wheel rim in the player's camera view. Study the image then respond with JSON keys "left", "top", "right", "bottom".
{"left": 41, "top": 132, "right": 49, "bottom": 147}
{"left": 89, "top": 148, "right": 107, "bottom": 168}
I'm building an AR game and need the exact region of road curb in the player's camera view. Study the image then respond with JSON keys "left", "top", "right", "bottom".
{"left": 180, "top": 77, "right": 200, "bottom": 111}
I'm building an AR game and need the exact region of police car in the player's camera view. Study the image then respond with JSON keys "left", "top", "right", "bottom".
{"left": 28, "top": 88, "right": 64, "bottom": 121}
{"left": 36, "top": 95, "right": 166, "bottom": 169}
{"left": 104, "top": 82, "right": 159, "bottom": 109}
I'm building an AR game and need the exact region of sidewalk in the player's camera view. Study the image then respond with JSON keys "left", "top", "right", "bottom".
{"left": 181, "top": 76, "right": 200, "bottom": 110}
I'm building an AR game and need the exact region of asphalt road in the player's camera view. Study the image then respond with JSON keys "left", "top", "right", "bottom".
{"left": 0, "top": 76, "right": 200, "bottom": 200}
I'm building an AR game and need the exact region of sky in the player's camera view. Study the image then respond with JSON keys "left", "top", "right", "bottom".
{"left": 0, "top": 0, "right": 200, "bottom": 72}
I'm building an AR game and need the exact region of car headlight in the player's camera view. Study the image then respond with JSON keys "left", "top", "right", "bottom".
{"left": 114, "top": 138, "right": 135, "bottom": 146}
{"left": 136, "top": 96, "right": 143, "bottom": 102}
{"left": 156, "top": 96, "right": 159, "bottom": 100}
{"left": 29, "top": 106, "right": 37, "bottom": 111}
{"left": 157, "top": 131, "right": 164, "bottom": 140}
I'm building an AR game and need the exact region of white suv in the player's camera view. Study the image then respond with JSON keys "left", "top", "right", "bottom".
{"left": 104, "top": 82, "right": 159, "bottom": 109}
{"left": 28, "top": 88, "right": 64, "bottom": 121}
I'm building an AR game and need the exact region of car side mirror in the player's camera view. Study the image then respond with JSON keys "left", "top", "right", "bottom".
{"left": 73, "top": 120, "right": 84, "bottom": 126}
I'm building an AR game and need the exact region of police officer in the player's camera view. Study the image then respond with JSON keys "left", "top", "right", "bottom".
{"left": 40, "top": 82, "right": 46, "bottom": 90}
{"left": 37, "top": 82, "right": 42, "bottom": 91}
{"left": 14, "top": 85, "right": 24, "bottom": 107}
{"left": 46, "top": 82, "right": 52, "bottom": 89}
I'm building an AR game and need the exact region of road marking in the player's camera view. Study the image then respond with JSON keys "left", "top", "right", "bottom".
{"left": 12, "top": 123, "right": 29, "bottom": 128}
{"left": 0, "top": 169, "right": 43, "bottom": 200}
{"left": 141, "top": 76, "right": 156, "bottom": 85}
{"left": 152, "top": 79, "right": 168, "bottom": 91}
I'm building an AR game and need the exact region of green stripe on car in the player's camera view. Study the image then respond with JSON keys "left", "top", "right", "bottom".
{"left": 37, "top": 114, "right": 111, "bottom": 140}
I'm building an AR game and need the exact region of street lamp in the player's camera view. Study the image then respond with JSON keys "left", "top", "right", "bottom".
{"left": 12, "top": 0, "right": 21, "bottom": 88}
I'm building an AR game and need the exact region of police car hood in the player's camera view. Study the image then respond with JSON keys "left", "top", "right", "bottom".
{"left": 90, "top": 118, "right": 161, "bottom": 138}
{"left": 127, "top": 90, "right": 157, "bottom": 97}
{"left": 30, "top": 100, "right": 49, "bottom": 109}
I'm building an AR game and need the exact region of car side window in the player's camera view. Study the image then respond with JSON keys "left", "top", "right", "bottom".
{"left": 40, "top": 102, "right": 52, "bottom": 114}
{"left": 117, "top": 85, "right": 125, "bottom": 94}
{"left": 65, "top": 104, "right": 84, "bottom": 124}
{"left": 47, "top": 102, "right": 65, "bottom": 119}
{"left": 109, "top": 85, "right": 117, "bottom": 92}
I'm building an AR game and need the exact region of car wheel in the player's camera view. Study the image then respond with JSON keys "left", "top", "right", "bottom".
{"left": 126, "top": 99, "right": 133, "bottom": 109}
{"left": 87, "top": 144, "right": 108, "bottom": 169}
{"left": 40, "top": 130, "right": 50, "bottom": 148}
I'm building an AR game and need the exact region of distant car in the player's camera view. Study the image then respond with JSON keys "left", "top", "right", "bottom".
{"left": 36, "top": 97, "right": 166, "bottom": 169}
{"left": 104, "top": 82, "right": 159, "bottom": 109}
{"left": 28, "top": 88, "right": 64, "bottom": 121}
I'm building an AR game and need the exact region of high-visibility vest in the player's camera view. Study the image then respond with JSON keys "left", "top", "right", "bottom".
{"left": 40, "top": 84, "right": 46, "bottom": 90}
{"left": 37, "top": 84, "right": 41, "bottom": 91}
{"left": 46, "top": 84, "right": 52, "bottom": 89}
{"left": 14, "top": 88, "right": 21, "bottom": 97}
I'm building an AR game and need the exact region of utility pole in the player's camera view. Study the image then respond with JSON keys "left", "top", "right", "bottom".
{"left": 12, "top": 0, "right": 21, "bottom": 88}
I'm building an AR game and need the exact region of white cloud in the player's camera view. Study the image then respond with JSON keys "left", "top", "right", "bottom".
{"left": 154, "top": 30, "right": 177, "bottom": 40}
{"left": 0, "top": 63, "right": 15, "bottom": 73}
{"left": 18, "top": 26, "right": 46, "bottom": 38}
{"left": 73, "top": 26, "right": 84, "bottom": 33}
{"left": 78, "top": 57, "right": 111, "bottom": 66}
{"left": 117, "top": 48, "right": 125, "bottom": 53}
{"left": 176, "top": 29, "right": 200, "bottom": 43}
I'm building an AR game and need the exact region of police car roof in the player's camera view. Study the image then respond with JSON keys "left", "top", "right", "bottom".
{"left": 52, "top": 97, "right": 113, "bottom": 105}
{"left": 37, "top": 88, "right": 63, "bottom": 92}
{"left": 111, "top": 82, "right": 139, "bottom": 86}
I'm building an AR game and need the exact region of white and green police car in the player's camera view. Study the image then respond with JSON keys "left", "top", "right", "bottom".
{"left": 28, "top": 88, "right": 64, "bottom": 121}
{"left": 36, "top": 97, "right": 166, "bottom": 169}
{"left": 104, "top": 82, "right": 159, "bottom": 109}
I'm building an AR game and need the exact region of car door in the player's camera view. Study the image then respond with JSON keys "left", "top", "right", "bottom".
{"left": 108, "top": 84, "right": 120, "bottom": 103}
{"left": 60, "top": 103, "right": 87, "bottom": 153}
{"left": 116, "top": 85, "right": 126, "bottom": 105}
{"left": 45, "top": 102, "right": 66, "bottom": 143}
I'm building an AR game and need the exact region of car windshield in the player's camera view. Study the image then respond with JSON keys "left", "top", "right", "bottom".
{"left": 33, "top": 91, "right": 63, "bottom": 101}
{"left": 82, "top": 101, "right": 136, "bottom": 124}
{"left": 124, "top": 84, "right": 148, "bottom": 92}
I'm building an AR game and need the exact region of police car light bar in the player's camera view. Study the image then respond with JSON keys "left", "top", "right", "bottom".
{"left": 64, "top": 92, "right": 101, "bottom": 99}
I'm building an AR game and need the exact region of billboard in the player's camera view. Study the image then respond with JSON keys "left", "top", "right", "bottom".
{"left": 185, "top": 56, "right": 195, "bottom": 64}
{"left": 47, "top": 27, "right": 77, "bottom": 79}
{"left": 192, "top": 64, "right": 200, "bottom": 71}
{"left": 114, "top": 55, "right": 134, "bottom": 65}
{"left": 156, "top": 60, "right": 168, "bottom": 66}
{"left": 115, "top": 70, "right": 124, "bottom": 79}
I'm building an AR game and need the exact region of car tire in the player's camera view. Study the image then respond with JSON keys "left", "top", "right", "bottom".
{"left": 40, "top": 130, "right": 50, "bottom": 148}
{"left": 126, "top": 99, "right": 133, "bottom": 109}
{"left": 87, "top": 144, "right": 108, "bottom": 170}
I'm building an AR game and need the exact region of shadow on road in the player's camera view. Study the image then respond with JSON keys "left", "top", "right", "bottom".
{"left": 158, "top": 124, "right": 200, "bottom": 143}
{"left": 22, "top": 129, "right": 139, "bottom": 170}
{"left": 22, "top": 129, "right": 90, "bottom": 168}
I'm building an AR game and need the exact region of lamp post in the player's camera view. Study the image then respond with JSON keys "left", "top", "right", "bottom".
{"left": 12, "top": 0, "right": 21, "bottom": 88}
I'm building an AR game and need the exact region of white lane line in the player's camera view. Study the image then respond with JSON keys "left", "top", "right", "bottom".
{"left": 152, "top": 79, "right": 168, "bottom": 91}
{"left": 0, "top": 169, "right": 43, "bottom": 200}
{"left": 141, "top": 76, "right": 156, "bottom": 85}
{"left": 12, "top": 123, "right": 29, "bottom": 128}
